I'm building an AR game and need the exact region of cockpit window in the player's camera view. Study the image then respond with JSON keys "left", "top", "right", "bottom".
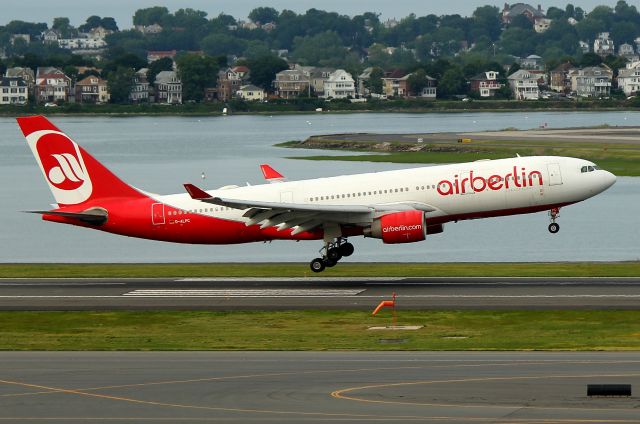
{"left": 581, "top": 164, "right": 601, "bottom": 173}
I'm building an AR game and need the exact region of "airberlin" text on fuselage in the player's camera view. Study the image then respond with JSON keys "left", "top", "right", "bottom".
{"left": 437, "top": 167, "right": 543, "bottom": 196}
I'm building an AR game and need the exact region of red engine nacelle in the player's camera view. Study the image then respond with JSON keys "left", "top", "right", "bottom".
{"left": 364, "top": 210, "right": 427, "bottom": 244}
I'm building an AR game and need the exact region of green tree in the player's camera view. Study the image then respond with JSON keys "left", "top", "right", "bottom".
{"left": 249, "top": 7, "right": 279, "bottom": 24}
{"left": 173, "top": 8, "right": 208, "bottom": 29}
{"left": 107, "top": 67, "right": 135, "bottom": 103}
{"left": 500, "top": 27, "right": 536, "bottom": 57}
{"left": 147, "top": 57, "right": 174, "bottom": 85}
{"left": 509, "top": 14, "right": 534, "bottom": 30}
{"left": 470, "top": 6, "right": 501, "bottom": 41}
{"left": 200, "top": 33, "right": 247, "bottom": 56}
{"left": 580, "top": 52, "right": 602, "bottom": 67}
{"left": 507, "top": 62, "right": 521, "bottom": 76}
{"left": 78, "top": 16, "right": 118, "bottom": 32}
{"left": 243, "top": 40, "right": 272, "bottom": 60}
{"left": 78, "top": 16, "right": 101, "bottom": 32}
{"left": 291, "top": 31, "right": 347, "bottom": 66}
{"left": 546, "top": 7, "right": 565, "bottom": 20}
{"left": 100, "top": 17, "right": 118, "bottom": 31}
{"left": 247, "top": 54, "right": 289, "bottom": 90}
{"left": 438, "top": 66, "right": 467, "bottom": 97}
{"left": 5, "top": 21, "right": 48, "bottom": 37}
{"left": 133, "top": 7, "right": 170, "bottom": 26}
{"left": 407, "top": 69, "right": 430, "bottom": 96}
{"left": 176, "top": 54, "right": 222, "bottom": 101}
{"left": 365, "top": 67, "right": 384, "bottom": 95}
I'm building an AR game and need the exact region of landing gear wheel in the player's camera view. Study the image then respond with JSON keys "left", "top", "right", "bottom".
{"left": 548, "top": 223, "right": 560, "bottom": 234}
{"left": 327, "top": 247, "right": 342, "bottom": 261}
{"left": 339, "top": 242, "right": 354, "bottom": 257}
{"left": 323, "top": 258, "right": 337, "bottom": 268}
{"left": 310, "top": 258, "right": 325, "bottom": 273}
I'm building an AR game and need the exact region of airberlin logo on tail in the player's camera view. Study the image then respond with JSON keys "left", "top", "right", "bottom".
{"left": 26, "top": 130, "right": 93, "bottom": 205}
{"left": 47, "top": 153, "right": 86, "bottom": 190}
{"left": 437, "top": 167, "right": 543, "bottom": 196}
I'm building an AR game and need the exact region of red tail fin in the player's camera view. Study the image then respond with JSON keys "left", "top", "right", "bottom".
{"left": 17, "top": 115, "right": 145, "bottom": 207}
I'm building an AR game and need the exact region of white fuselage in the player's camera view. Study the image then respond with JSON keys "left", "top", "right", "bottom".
{"left": 157, "top": 156, "right": 616, "bottom": 226}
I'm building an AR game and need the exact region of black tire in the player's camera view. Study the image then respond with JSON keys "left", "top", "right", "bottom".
{"left": 548, "top": 223, "right": 560, "bottom": 234}
{"left": 323, "top": 258, "right": 337, "bottom": 267}
{"left": 339, "top": 242, "right": 354, "bottom": 257}
{"left": 327, "top": 247, "right": 342, "bottom": 261}
{"left": 310, "top": 258, "right": 325, "bottom": 273}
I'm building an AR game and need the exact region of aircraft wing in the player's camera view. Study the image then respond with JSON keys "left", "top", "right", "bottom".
{"left": 184, "top": 183, "right": 436, "bottom": 235}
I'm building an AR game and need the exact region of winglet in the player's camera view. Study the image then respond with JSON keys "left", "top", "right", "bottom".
{"left": 184, "top": 183, "right": 211, "bottom": 200}
{"left": 260, "top": 164, "right": 285, "bottom": 183}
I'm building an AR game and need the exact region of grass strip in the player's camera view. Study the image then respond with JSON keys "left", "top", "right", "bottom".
{"left": 283, "top": 137, "right": 640, "bottom": 176}
{"left": 1, "top": 310, "right": 639, "bottom": 351}
{"left": 1, "top": 262, "right": 639, "bottom": 278}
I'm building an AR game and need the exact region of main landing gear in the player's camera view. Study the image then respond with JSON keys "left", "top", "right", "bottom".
{"left": 309, "top": 238, "right": 354, "bottom": 273}
{"left": 548, "top": 207, "right": 560, "bottom": 234}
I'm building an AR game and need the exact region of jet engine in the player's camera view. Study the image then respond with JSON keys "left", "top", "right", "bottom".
{"left": 364, "top": 210, "right": 442, "bottom": 244}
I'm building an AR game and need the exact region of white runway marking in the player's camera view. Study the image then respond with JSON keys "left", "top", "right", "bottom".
{"left": 122, "top": 289, "right": 365, "bottom": 297}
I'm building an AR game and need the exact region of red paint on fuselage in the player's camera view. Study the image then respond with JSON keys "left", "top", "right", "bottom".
{"left": 43, "top": 196, "right": 326, "bottom": 244}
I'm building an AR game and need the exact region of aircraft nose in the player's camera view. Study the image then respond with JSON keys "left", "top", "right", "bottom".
{"left": 602, "top": 171, "right": 616, "bottom": 190}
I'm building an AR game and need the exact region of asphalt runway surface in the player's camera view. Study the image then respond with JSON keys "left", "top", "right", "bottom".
{"left": 1, "top": 277, "right": 640, "bottom": 310}
{"left": 1, "top": 351, "right": 639, "bottom": 422}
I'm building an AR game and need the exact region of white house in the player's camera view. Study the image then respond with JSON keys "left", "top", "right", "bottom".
{"left": 236, "top": 84, "right": 265, "bottom": 101}
{"left": 594, "top": 32, "right": 614, "bottom": 56}
{"left": 130, "top": 68, "right": 150, "bottom": 103}
{"left": 618, "top": 62, "right": 640, "bottom": 96}
{"left": 0, "top": 77, "right": 28, "bottom": 105}
{"left": 508, "top": 69, "right": 539, "bottom": 100}
{"left": 154, "top": 71, "right": 182, "bottom": 104}
{"left": 322, "top": 69, "right": 355, "bottom": 99}
{"left": 570, "top": 66, "right": 612, "bottom": 98}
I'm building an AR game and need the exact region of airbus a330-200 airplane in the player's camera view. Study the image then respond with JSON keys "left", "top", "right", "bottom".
{"left": 18, "top": 115, "right": 616, "bottom": 272}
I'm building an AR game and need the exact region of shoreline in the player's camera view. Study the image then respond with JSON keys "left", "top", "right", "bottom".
{"left": 2, "top": 101, "right": 639, "bottom": 118}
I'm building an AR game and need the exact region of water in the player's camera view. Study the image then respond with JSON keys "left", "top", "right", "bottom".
{"left": 1, "top": 111, "right": 639, "bottom": 263}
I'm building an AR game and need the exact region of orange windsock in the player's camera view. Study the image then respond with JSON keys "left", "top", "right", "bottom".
{"left": 372, "top": 293, "right": 397, "bottom": 316}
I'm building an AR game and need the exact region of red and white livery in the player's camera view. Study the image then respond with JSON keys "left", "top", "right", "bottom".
{"left": 18, "top": 116, "right": 617, "bottom": 272}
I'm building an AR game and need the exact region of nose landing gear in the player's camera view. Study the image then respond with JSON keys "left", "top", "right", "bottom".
{"left": 309, "top": 238, "right": 354, "bottom": 273}
{"left": 548, "top": 207, "right": 560, "bottom": 234}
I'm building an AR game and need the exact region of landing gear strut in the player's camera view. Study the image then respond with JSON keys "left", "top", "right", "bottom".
{"left": 309, "top": 238, "right": 354, "bottom": 273}
{"left": 548, "top": 207, "right": 560, "bottom": 234}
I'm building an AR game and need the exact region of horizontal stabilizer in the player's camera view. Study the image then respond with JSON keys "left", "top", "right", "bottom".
{"left": 26, "top": 208, "right": 108, "bottom": 225}
{"left": 260, "top": 164, "right": 286, "bottom": 183}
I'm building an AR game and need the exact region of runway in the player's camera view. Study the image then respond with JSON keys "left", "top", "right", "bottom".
{"left": 0, "top": 351, "right": 639, "bottom": 422}
{"left": 1, "top": 277, "right": 640, "bottom": 310}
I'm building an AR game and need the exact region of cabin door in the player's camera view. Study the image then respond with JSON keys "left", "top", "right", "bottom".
{"left": 547, "top": 163, "right": 563, "bottom": 186}
{"left": 152, "top": 203, "right": 166, "bottom": 225}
